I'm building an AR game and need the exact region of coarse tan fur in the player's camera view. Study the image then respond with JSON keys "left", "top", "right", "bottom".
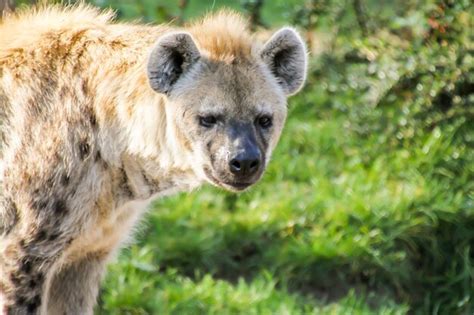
{"left": 0, "top": 3, "right": 307, "bottom": 315}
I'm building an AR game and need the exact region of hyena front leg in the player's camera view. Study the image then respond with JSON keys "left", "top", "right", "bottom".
{"left": 46, "top": 252, "right": 108, "bottom": 315}
{"left": 0, "top": 241, "right": 43, "bottom": 315}
{"left": 0, "top": 235, "right": 64, "bottom": 315}
{"left": 0, "top": 201, "right": 76, "bottom": 315}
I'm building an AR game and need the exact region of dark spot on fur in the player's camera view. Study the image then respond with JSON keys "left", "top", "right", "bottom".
{"left": 10, "top": 273, "right": 21, "bottom": 285}
{"left": 61, "top": 174, "right": 70, "bottom": 186}
{"left": 20, "top": 258, "right": 33, "bottom": 274}
{"left": 141, "top": 170, "right": 153, "bottom": 187}
{"left": 48, "top": 233, "right": 60, "bottom": 241}
{"left": 81, "top": 80, "right": 89, "bottom": 95}
{"left": 98, "top": 155, "right": 110, "bottom": 170}
{"left": 35, "top": 230, "right": 48, "bottom": 242}
{"left": 53, "top": 199, "right": 68, "bottom": 215}
{"left": 139, "top": 171, "right": 155, "bottom": 196}
{"left": 59, "top": 86, "right": 69, "bottom": 99}
{"left": 87, "top": 108, "right": 97, "bottom": 128}
{"left": 36, "top": 273, "right": 44, "bottom": 283}
{"left": 95, "top": 150, "right": 102, "bottom": 162}
{"left": 119, "top": 168, "right": 134, "bottom": 198}
{"left": 26, "top": 273, "right": 45, "bottom": 289}
{"left": 207, "top": 141, "right": 213, "bottom": 151}
{"left": 28, "top": 278, "right": 37, "bottom": 288}
{"left": 26, "top": 295, "right": 41, "bottom": 313}
{"left": 30, "top": 191, "right": 49, "bottom": 211}
{"left": 15, "top": 295, "right": 26, "bottom": 305}
{"left": 45, "top": 176, "right": 55, "bottom": 188}
{"left": 79, "top": 142, "right": 90, "bottom": 159}
{"left": 31, "top": 198, "right": 49, "bottom": 211}
{"left": 90, "top": 115, "right": 97, "bottom": 127}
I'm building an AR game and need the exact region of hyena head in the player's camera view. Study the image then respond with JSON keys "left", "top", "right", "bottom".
{"left": 147, "top": 24, "right": 307, "bottom": 191}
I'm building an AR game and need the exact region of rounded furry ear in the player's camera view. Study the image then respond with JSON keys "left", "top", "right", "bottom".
{"left": 260, "top": 28, "right": 308, "bottom": 95}
{"left": 147, "top": 32, "right": 201, "bottom": 95}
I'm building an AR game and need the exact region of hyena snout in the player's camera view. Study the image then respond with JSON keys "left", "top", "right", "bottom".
{"left": 229, "top": 146, "right": 262, "bottom": 178}
{"left": 206, "top": 133, "right": 265, "bottom": 191}
{"left": 223, "top": 128, "right": 265, "bottom": 188}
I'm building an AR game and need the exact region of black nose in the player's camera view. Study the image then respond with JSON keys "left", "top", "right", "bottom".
{"left": 229, "top": 152, "right": 261, "bottom": 177}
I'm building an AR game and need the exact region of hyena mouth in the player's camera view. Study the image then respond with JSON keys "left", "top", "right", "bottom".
{"left": 222, "top": 181, "right": 253, "bottom": 190}
{"left": 203, "top": 167, "right": 254, "bottom": 191}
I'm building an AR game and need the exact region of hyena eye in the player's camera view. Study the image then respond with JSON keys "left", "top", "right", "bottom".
{"left": 199, "top": 115, "right": 218, "bottom": 128}
{"left": 257, "top": 115, "right": 273, "bottom": 129}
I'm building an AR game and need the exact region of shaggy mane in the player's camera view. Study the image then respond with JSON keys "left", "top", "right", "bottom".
{"left": 187, "top": 10, "right": 254, "bottom": 62}
{"left": 1, "top": 5, "right": 255, "bottom": 63}
{"left": 0, "top": 3, "right": 114, "bottom": 49}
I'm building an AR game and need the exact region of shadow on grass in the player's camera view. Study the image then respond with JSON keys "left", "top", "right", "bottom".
{"left": 136, "top": 207, "right": 473, "bottom": 313}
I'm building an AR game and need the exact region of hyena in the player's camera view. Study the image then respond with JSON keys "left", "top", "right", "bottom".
{"left": 0, "top": 4, "right": 307, "bottom": 314}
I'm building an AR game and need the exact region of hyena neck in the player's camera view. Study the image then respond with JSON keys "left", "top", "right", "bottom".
{"left": 118, "top": 153, "right": 202, "bottom": 202}
{"left": 98, "top": 59, "right": 202, "bottom": 200}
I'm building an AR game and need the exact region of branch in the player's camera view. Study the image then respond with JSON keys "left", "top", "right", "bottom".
{"left": 353, "top": 0, "right": 369, "bottom": 36}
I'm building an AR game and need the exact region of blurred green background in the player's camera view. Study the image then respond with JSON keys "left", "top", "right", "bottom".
{"left": 5, "top": 0, "right": 474, "bottom": 314}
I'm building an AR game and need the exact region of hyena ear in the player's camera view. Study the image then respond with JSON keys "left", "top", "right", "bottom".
{"left": 260, "top": 28, "right": 308, "bottom": 95}
{"left": 147, "top": 32, "right": 201, "bottom": 94}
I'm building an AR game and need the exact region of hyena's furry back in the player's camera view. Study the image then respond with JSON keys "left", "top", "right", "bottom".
{"left": 0, "top": 4, "right": 307, "bottom": 314}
